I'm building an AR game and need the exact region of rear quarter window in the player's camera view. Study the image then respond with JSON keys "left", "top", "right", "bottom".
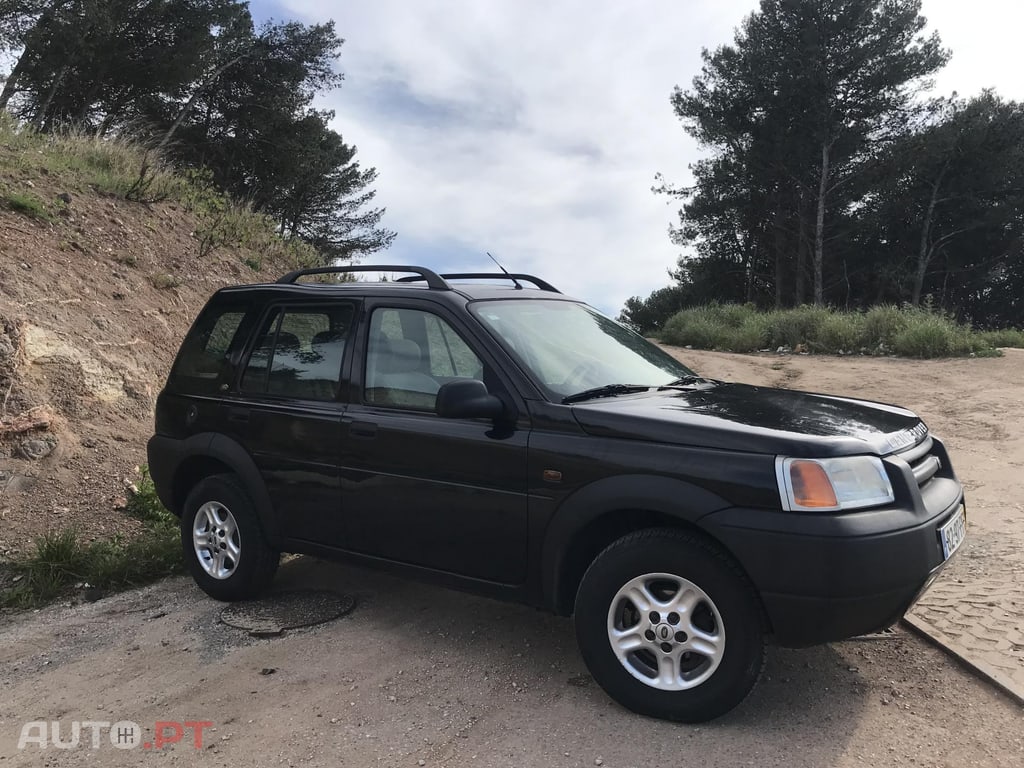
{"left": 169, "top": 305, "right": 248, "bottom": 394}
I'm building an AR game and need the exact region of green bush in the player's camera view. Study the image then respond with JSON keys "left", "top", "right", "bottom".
{"left": 662, "top": 310, "right": 720, "bottom": 349}
{"left": 812, "top": 312, "right": 864, "bottom": 353}
{"left": 862, "top": 305, "right": 909, "bottom": 349}
{"left": 660, "top": 303, "right": 768, "bottom": 352}
{"left": 890, "top": 311, "right": 975, "bottom": 358}
{"left": 763, "top": 305, "right": 829, "bottom": 348}
{"left": 979, "top": 329, "right": 1024, "bottom": 348}
{"left": 658, "top": 302, "right": 1017, "bottom": 359}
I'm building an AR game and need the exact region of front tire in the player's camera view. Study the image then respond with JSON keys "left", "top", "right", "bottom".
{"left": 574, "top": 528, "right": 765, "bottom": 722}
{"left": 181, "top": 474, "right": 279, "bottom": 601}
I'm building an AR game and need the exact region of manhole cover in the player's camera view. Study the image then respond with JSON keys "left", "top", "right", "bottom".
{"left": 220, "top": 590, "right": 355, "bottom": 637}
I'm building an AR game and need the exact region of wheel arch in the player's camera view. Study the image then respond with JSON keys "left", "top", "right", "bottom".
{"left": 541, "top": 475, "right": 764, "bottom": 623}
{"left": 168, "top": 433, "right": 280, "bottom": 547}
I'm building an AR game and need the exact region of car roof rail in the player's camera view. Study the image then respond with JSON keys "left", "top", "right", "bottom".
{"left": 276, "top": 265, "right": 451, "bottom": 290}
{"left": 396, "top": 272, "right": 561, "bottom": 293}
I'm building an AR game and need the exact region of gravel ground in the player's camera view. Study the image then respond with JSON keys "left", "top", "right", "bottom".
{"left": 1, "top": 556, "right": 1021, "bottom": 767}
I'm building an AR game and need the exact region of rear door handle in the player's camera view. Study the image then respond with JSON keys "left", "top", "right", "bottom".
{"left": 349, "top": 421, "right": 378, "bottom": 439}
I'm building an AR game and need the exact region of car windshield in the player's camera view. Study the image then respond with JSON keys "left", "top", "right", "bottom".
{"left": 471, "top": 299, "right": 698, "bottom": 401}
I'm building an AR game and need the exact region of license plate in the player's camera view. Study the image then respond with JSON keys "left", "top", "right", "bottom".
{"left": 939, "top": 506, "right": 967, "bottom": 560}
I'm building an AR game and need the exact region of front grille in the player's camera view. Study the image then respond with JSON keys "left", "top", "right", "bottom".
{"left": 897, "top": 435, "right": 941, "bottom": 488}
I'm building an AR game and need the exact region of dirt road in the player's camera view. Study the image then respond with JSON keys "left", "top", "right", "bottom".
{"left": 1, "top": 558, "right": 1022, "bottom": 767}
{"left": 2, "top": 349, "right": 1023, "bottom": 766}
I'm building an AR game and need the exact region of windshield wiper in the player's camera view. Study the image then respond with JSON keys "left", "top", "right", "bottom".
{"left": 562, "top": 384, "right": 651, "bottom": 404}
{"left": 659, "top": 375, "right": 708, "bottom": 389}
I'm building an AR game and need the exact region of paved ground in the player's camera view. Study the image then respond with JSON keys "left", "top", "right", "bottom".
{"left": 906, "top": 516, "right": 1024, "bottom": 703}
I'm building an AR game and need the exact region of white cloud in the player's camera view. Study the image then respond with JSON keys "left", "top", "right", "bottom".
{"left": 271, "top": 0, "right": 1024, "bottom": 314}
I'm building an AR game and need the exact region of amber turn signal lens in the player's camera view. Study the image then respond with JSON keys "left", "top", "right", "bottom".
{"left": 789, "top": 460, "right": 838, "bottom": 508}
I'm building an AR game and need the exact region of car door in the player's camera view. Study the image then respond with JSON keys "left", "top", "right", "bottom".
{"left": 340, "top": 300, "right": 530, "bottom": 584}
{"left": 225, "top": 300, "right": 357, "bottom": 545}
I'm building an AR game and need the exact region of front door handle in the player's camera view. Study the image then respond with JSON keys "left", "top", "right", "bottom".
{"left": 349, "top": 421, "right": 378, "bottom": 439}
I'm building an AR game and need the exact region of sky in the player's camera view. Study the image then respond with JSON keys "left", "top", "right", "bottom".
{"left": 252, "top": 0, "right": 1024, "bottom": 315}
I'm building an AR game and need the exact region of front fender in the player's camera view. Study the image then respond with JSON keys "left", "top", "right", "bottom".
{"left": 539, "top": 474, "right": 730, "bottom": 612}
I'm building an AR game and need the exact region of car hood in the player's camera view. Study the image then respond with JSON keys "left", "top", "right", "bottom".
{"left": 570, "top": 382, "right": 926, "bottom": 457}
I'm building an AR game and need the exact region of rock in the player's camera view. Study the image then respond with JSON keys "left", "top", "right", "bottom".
{"left": 25, "top": 179, "right": 34, "bottom": 188}
{"left": 17, "top": 438, "right": 55, "bottom": 460}
{"left": 0, "top": 332, "right": 14, "bottom": 359}
{"left": 83, "top": 587, "right": 105, "bottom": 602}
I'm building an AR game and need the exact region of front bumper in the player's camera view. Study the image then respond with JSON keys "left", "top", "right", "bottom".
{"left": 699, "top": 476, "right": 964, "bottom": 647}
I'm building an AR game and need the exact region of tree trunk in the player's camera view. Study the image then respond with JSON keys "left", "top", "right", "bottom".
{"left": 156, "top": 54, "right": 247, "bottom": 154}
{"left": 0, "top": 0, "right": 76, "bottom": 112}
{"left": 31, "top": 64, "right": 68, "bottom": 130}
{"left": 745, "top": 246, "right": 756, "bottom": 304}
{"left": 813, "top": 142, "right": 830, "bottom": 306}
{"left": 795, "top": 190, "right": 808, "bottom": 305}
{"left": 911, "top": 166, "right": 948, "bottom": 306}
{"left": 0, "top": 53, "right": 30, "bottom": 112}
{"left": 772, "top": 195, "right": 785, "bottom": 308}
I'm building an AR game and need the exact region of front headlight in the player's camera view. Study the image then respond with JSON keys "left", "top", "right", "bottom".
{"left": 776, "top": 456, "right": 895, "bottom": 512}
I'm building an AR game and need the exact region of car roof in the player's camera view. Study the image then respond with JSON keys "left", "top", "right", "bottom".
{"left": 211, "top": 267, "right": 583, "bottom": 305}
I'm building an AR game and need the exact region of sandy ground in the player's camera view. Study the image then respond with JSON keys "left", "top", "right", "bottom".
{"left": 1, "top": 348, "right": 1023, "bottom": 765}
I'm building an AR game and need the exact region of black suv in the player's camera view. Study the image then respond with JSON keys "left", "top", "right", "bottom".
{"left": 148, "top": 265, "right": 966, "bottom": 722}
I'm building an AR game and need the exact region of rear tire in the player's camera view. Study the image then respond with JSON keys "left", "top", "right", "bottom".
{"left": 574, "top": 528, "right": 765, "bottom": 722}
{"left": 181, "top": 474, "right": 279, "bottom": 601}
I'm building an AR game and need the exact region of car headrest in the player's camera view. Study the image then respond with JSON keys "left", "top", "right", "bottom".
{"left": 380, "top": 338, "right": 422, "bottom": 374}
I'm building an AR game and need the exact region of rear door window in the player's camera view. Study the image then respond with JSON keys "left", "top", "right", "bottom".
{"left": 240, "top": 304, "right": 356, "bottom": 400}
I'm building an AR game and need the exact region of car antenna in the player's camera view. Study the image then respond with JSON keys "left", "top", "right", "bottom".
{"left": 487, "top": 252, "right": 522, "bottom": 289}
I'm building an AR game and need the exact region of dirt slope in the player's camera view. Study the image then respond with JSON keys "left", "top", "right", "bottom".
{"left": 0, "top": 180, "right": 291, "bottom": 558}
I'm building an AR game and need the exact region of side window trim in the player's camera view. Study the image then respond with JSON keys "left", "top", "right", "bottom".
{"left": 236, "top": 306, "right": 282, "bottom": 395}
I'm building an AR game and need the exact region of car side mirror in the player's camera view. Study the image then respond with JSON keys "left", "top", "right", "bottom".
{"left": 436, "top": 380, "right": 506, "bottom": 420}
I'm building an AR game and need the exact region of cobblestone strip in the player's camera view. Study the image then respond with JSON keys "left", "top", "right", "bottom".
{"left": 906, "top": 531, "right": 1024, "bottom": 705}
